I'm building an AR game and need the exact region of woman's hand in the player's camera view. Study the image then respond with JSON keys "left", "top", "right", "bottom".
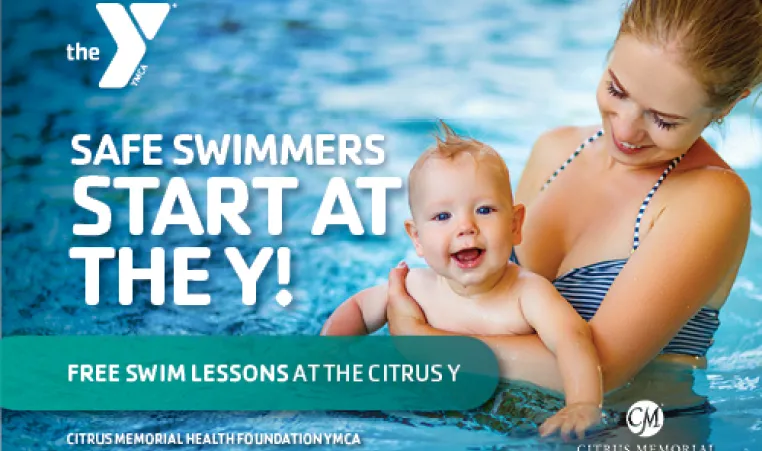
{"left": 386, "top": 262, "right": 430, "bottom": 335}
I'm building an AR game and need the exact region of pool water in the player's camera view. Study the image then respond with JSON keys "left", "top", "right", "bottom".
{"left": 3, "top": 0, "right": 761, "bottom": 449}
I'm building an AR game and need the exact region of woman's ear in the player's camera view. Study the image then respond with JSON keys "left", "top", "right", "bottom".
{"left": 717, "top": 89, "right": 751, "bottom": 121}
{"left": 404, "top": 219, "right": 425, "bottom": 257}
{"left": 512, "top": 203, "right": 526, "bottom": 246}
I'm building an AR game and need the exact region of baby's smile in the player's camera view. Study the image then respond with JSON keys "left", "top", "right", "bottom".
{"left": 451, "top": 247, "right": 485, "bottom": 269}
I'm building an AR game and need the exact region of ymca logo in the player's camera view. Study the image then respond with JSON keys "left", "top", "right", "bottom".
{"left": 66, "top": 3, "right": 172, "bottom": 89}
{"left": 97, "top": 3, "right": 171, "bottom": 88}
{"left": 626, "top": 400, "right": 664, "bottom": 437}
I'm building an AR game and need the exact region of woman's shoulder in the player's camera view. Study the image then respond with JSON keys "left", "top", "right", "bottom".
{"left": 535, "top": 124, "right": 599, "bottom": 144}
{"left": 671, "top": 138, "right": 750, "bottom": 208}
{"left": 516, "top": 125, "right": 600, "bottom": 200}
{"left": 530, "top": 125, "right": 597, "bottom": 158}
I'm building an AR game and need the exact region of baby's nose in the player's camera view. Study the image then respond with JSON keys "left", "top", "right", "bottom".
{"left": 457, "top": 218, "right": 478, "bottom": 236}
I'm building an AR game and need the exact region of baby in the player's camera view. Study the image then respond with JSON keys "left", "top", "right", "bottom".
{"left": 321, "top": 123, "right": 602, "bottom": 438}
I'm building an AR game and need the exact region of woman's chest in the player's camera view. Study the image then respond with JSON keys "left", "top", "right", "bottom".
{"left": 518, "top": 169, "right": 664, "bottom": 279}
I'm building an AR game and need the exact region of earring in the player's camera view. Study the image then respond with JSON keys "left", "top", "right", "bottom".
{"left": 715, "top": 117, "right": 725, "bottom": 125}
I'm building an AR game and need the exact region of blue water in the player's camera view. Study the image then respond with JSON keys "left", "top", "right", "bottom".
{"left": 3, "top": 0, "right": 761, "bottom": 449}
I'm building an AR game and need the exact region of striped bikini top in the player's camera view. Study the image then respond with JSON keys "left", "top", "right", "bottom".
{"left": 510, "top": 130, "right": 720, "bottom": 357}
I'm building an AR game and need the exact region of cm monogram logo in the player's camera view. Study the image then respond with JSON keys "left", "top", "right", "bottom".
{"left": 96, "top": 3, "right": 171, "bottom": 88}
{"left": 626, "top": 400, "right": 664, "bottom": 437}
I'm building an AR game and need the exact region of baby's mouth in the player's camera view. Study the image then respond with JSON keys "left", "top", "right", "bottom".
{"left": 451, "top": 248, "right": 485, "bottom": 269}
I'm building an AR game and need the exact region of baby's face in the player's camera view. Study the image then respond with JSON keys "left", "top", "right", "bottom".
{"left": 407, "top": 155, "right": 519, "bottom": 288}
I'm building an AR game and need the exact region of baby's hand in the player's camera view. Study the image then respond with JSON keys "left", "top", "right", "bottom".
{"left": 538, "top": 402, "right": 602, "bottom": 440}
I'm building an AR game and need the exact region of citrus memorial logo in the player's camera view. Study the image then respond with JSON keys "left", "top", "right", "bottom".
{"left": 626, "top": 400, "right": 664, "bottom": 437}
{"left": 65, "top": 3, "right": 172, "bottom": 89}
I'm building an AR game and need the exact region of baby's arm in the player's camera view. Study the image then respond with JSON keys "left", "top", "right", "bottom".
{"left": 321, "top": 285, "right": 389, "bottom": 336}
{"left": 518, "top": 275, "right": 602, "bottom": 437}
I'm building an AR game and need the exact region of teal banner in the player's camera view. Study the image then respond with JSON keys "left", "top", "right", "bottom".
{"left": 1, "top": 336, "right": 499, "bottom": 411}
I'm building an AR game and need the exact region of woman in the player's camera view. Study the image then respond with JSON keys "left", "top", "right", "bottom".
{"left": 386, "top": 0, "right": 759, "bottom": 398}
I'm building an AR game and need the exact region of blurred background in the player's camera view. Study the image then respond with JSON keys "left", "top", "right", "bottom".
{"left": 3, "top": 0, "right": 761, "bottom": 449}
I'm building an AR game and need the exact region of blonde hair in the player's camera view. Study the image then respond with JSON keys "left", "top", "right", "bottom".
{"left": 617, "top": 0, "right": 762, "bottom": 112}
{"left": 407, "top": 121, "right": 511, "bottom": 214}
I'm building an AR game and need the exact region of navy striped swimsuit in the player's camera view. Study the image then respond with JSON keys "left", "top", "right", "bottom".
{"left": 510, "top": 130, "right": 720, "bottom": 357}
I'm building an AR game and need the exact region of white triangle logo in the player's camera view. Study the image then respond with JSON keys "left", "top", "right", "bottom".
{"left": 130, "top": 3, "right": 170, "bottom": 40}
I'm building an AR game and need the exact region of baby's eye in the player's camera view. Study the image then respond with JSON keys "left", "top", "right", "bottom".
{"left": 433, "top": 212, "right": 451, "bottom": 221}
{"left": 476, "top": 206, "right": 495, "bottom": 215}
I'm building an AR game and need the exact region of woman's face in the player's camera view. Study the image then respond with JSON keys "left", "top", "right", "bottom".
{"left": 596, "top": 33, "right": 716, "bottom": 166}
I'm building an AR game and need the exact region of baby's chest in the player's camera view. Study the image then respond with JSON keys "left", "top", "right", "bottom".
{"left": 419, "top": 298, "right": 534, "bottom": 336}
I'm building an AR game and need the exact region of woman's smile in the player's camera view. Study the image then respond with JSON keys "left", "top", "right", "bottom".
{"left": 611, "top": 131, "right": 654, "bottom": 155}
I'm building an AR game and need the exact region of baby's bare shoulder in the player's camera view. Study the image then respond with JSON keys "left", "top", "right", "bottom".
{"left": 404, "top": 267, "right": 438, "bottom": 300}
{"left": 513, "top": 267, "right": 559, "bottom": 300}
{"left": 405, "top": 266, "right": 436, "bottom": 283}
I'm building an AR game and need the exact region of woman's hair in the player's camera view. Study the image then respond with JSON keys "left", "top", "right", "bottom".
{"left": 617, "top": 0, "right": 762, "bottom": 111}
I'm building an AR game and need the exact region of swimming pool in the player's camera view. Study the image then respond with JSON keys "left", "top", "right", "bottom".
{"left": 3, "top": 0, "right": 761, "bottom": 449}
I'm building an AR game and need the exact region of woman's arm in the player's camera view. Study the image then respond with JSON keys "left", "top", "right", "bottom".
{"left": 388, "top": 169, "right": 751, "bottom": 393}
{"left": 588, "top": 168, "right": 749, "bottom": 389}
